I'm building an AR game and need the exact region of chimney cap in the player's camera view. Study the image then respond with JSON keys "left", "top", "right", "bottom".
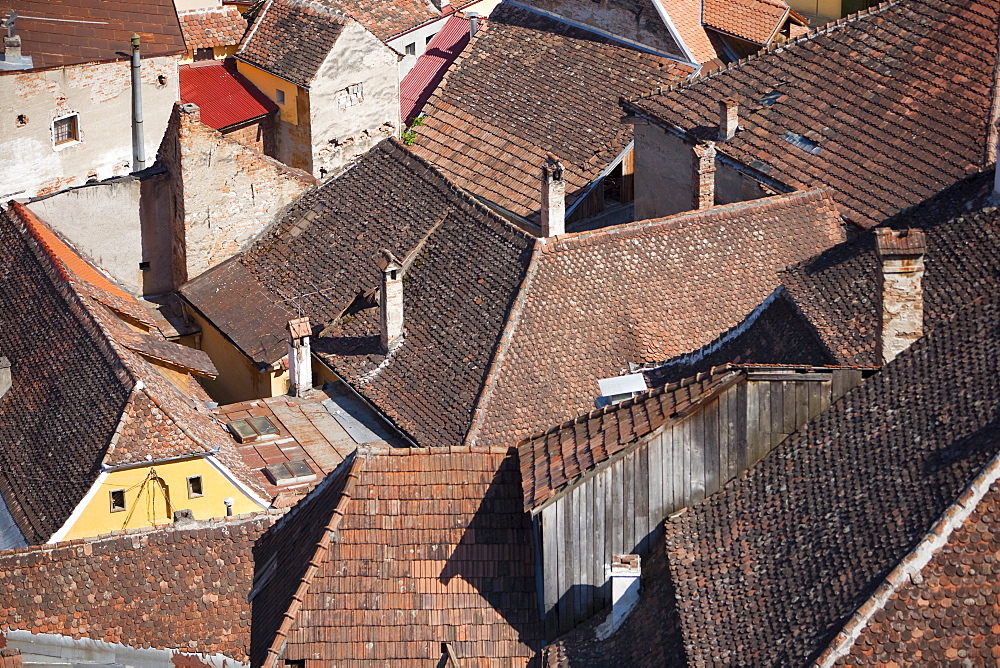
{"left": 377, "top": 249, "right": 403, "bottom": 273}
{"left": 287, "top": 316, "right": 311, "bottom": 339}
{"left": 875, "top": 228, "right": 926, "bottom": 257}
{"left": 611, "top": 553, "right": 641, "bottom": 575}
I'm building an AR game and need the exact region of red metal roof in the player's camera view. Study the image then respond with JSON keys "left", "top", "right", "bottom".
{"left": 399, "top": 14, "right": 472, "bottom": 125}
{"left": 179, "top": 59, "right": 277, "bottom": 131}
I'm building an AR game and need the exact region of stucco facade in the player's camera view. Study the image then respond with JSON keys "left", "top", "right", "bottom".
{"left": 0, "top": 55, "right": 180, "bottom": 200}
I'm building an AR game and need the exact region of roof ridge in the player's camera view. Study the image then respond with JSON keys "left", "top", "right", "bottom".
{"left": 362, "top": 444, "right": 516, "bottom": 456}
{"left": 541, "top": 187, "right": 832, "bottom": 253}
{"left": 260, "top": 455, "right": 364, "bottom": 668}
{"left": 621, "top": 0, "right": 902, "bottom": 105}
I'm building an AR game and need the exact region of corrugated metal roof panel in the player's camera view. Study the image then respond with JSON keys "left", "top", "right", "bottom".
{"left": 179, "top": 59, "right": 278, "bottom": 131}
{"left": 399, "top": 15, "right": 471, "bottom": 125}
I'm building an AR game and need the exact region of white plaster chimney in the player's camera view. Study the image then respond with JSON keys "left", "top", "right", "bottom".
{"left": 378, "top": 250, "right": 404, "bottom": 352}
{"left": 0, "top": 356, "right": 10, "bottom": 400}
{"left": 286, "top": 317, "right": 312, "bottom": 397}
{"left": 719, "top": 97, "right": 739, "bottom": 141}
{"left": 875, "top": 228, "right": 926, "bottom": 365}
{"left": 541, "top": 155, "right": 566, "bottom": 238}
{"left": 597, "top": 553, "right": 641, "bottom": 640}
{"left": 693, "top": 141, "right": 717, "bottom": 210}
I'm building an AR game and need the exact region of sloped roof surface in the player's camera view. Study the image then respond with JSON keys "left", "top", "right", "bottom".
{"left": 701, "top": 0, "right": 790, "bottom": 44}
{"left": 0, "top": 0, "right": 185, "bottom": 68}
{"left": 780, "top": 171, "right": 1000, "bottom": 366}
{"left": 399, "top": 13, "right": 470, "bottom": 124}
{"left": 626, "top": 0, "right": 1000, "bottom": 228}
{"left": 411, "top": 4, "right": 691, "bottom": 221}
{"left": 178, "top": 5, "right": 247, "bottom": 50}
{"left": 664, "top": 0, "right": 726, "bottom": 63}
{"left": 663, "top": 292, "right": 1000, "bottom": 665}
{"left": 317, "top": 0, "right": 441, "bottom": 41}
{"left": 252, "top": 447, "right": 543, "bottom": 666}
{"left": 472, "top": 189, "right": 844, "bottom": 450}
{"left": 518, "top": 366, "right": 740, "bottom": 511}
{"left": 838, "top": 477, "right": 1000, "bottom": 665}
{"left": 0, "top": 204, "right": 260, "bottom": 543}
{"left": 0, "top": 513, "right": 280, "bottom": 662}
{"left": 237, "top": 0, "right": 347, "bottom": 88}
{"left": 180, "top": 60, "right": 277, "bottom": 130}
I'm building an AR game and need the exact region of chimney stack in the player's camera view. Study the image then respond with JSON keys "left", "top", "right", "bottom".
{"left": 611, "top": 554, "right": 641, "bottom": 626}
{"left": 0, "top": 12, "right": 32, "bottom": 70}
{"left": 468, "top": 12, "right": 481, "bottom": 38}
{"left": 0, "top": 356, "right": 10, "bottom": 400}
{"left": 130, "top": 34, "right": 146, "bottom": 172}
{"left": 692, "top": 141, "right": 716, "bottom": 210}
{"left": 286, "top": 317, "right": 312, "bottom": 396}
{"left": 541, "top": 155, "right": 566, "bottom": 237}
{"left": 718, "top": 97, "right": 739, "bottom": 141}
{"left": 875, "top": 228, "right": 926, "bottom": 364}
{"left": 379, "top": 250, "right": 404, "bottom": 352}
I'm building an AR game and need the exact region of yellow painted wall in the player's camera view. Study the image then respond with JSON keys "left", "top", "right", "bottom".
{"left": 183, "top": 307, "right": 286, "bottom": 403}
{"left": 236, "top": 62, "right": 300, "bottom": 124}
{"left": 180, "top": 45, "right": 241, "bottom": 64}
{"left": 62, "top": 457, "right": 263, "bottom": 541}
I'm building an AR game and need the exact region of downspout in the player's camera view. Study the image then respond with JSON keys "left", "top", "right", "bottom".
{"left": 130, "top": 33, "right": 146, "bottom": 171}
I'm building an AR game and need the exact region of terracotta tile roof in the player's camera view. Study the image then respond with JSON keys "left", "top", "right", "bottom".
{"left": 701, "top": 0, "right": 790, "bottom": 45}
{"left": 251, "top": 446, "right": 543, "bottom": 666}
{"left": 316, "top": 0, "right": 442, "bottom": 42}
{"left": 624, "top": 0, "right": 1000, "bottom": 228}
{"left": 0, "top": 204, "right": 263, "bottom": 544}
{"left": 178, "top": 5, "right": 247, "bottom": 50}
{"left": 183, "top": 140, "right": 535, "bottom": 447}
{"left": 411, "top": 4, "right": 692, "bottom": 221}
{"left": 518, "top": 366, "right": 741, "bottom": 510}
{"left": 180, "top": 59, "right": 278, "bottom": 130}
{"left": 0, "top": 0, "right": 185, "bottom": 69}
{"left": 0, "top": 512, "right": 281, "bottom": 662}
{"left": 236, "top": 0, "right": 348, "bottom": 88}
{"left": 661, "top": 291, "right": 1000, "bottom": 665}
{"left": 470, "top": 188, "right": 845, "bottom": 450}
{"left": 831, "top": 476, "right": 1000, "bottom": 665}
{"left": 668, "top": 0, "right": 727, "bottom": 63}
{"left": 779, "top": 170, "right": 1000, "bottom": 366}
{"left": 399, "top": 14, "right": 471, "bottom": 125}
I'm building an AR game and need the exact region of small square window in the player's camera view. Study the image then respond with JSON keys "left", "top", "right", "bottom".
{"left": 404, "top": 42, "right": 416, "bottom": 55}
{"left": 110, "top": 489, "right": 126, "bottom": 512}
{"left": 53, "top": 114, "right": 79, "bottom": 146}
{"left": 275, "top": 89, "right": 286, "bottom": 105}
{"left": 187, "top": 475, "right": 204, "bottom": 498}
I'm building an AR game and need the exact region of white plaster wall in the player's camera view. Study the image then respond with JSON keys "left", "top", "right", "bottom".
{"left": 310, "top": 22, "right": 400, "bottom": 178}
{"left": 0, "top": 55, "right": 180, "bottom": 200}
{"left": 391, "top": 20, "right": 446, "bottom": 79}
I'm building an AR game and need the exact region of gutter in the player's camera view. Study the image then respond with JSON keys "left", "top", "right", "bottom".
{"left": 102, "top": 446, "right": 222, "bottom": 472}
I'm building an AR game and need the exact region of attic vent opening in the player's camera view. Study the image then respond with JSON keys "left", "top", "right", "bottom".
{"left": 227, "top": 416, "right": 279, "bottom": 443}
{"left": 264, "top": 460, "right": 317, "bottom": 486}
{"left": 759, "top": 90, "right": 783, "bottom": 107}
{"left": 783, "top": 131, "right": 822, "bottom": 155}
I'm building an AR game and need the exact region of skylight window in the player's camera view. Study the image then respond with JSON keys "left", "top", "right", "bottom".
{"left": 783, "top": 130, "right": 822, "bottom": 155}
{"left": 264, "top": 460, "right": 317, "bottom": 486}
{"left": 227, "top": 416, "right": 280, "bottom": 443}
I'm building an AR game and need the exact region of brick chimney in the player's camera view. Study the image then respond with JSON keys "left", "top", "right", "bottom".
{"left": 875, "top": 228, "right": 926, "bottom": 364}
{"left": 286, "top": 317, "right": 312, "bottom": 397}
{"left": 692, "top": 142, "right": 716, "bottom": 210}
{"left": 541, "top": 155, "right": 566, "bottom": 237}
{"left": 378, "top": 250, "right": 404, "bottom": 352}
{"left": 718, "top": 97, "right": 739, "bottom": 141}
{"left": 0, "top": 356, "right": 10, "bottom": 400}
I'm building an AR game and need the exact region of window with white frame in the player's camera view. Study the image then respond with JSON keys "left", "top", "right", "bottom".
{"left": 52, "top": 114, "right": 79, "bottom": 147}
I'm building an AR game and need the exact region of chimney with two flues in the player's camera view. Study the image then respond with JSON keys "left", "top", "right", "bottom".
{"left": 876, "top": 228, "right": 926, "bottom": 365}
{"left": 692, "top": 141, "right": 716, "bottom": 210}
{"left": 286, "top": 317, "right": 312, "bottom": 397}
{"left": 379, "top": 250, "right": 404, "bottom": 352}
{"left": 718, "top": 97, "right": 739, "bottom": 141}
{"left": 541, "top": 155, "right": 566, "bottom": 237}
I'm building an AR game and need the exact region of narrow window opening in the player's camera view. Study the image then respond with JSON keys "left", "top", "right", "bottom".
{"left": 187, "top": 475, "right": 204, "bottom": 498}
{"left": 275, "top": 89, "right": 286, "bottom": 105}
{"left": 138, "top": 261, "right": 150, "bottom": 271}
{"left": 110, "top": 489, "right": 126, "bottom": 512}
{"left": 405, "top": 42, "right": 416, "bottom": 55}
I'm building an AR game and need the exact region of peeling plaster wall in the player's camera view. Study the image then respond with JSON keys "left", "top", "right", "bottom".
{"left": 309, "top": 22, "right": 400, "bottom": 178}
{"left": 158, "top": 103, "right": 314, "bottom": 285}
{"left": 0, "top": 56, "right": 180, "bottom": 200}
{"left": 511, "top": 0, "right": 684, "bottom": 57}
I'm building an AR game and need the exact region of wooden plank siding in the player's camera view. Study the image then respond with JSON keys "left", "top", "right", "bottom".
{"left": 537, "top": 369, "right": 865, "bottom": 636}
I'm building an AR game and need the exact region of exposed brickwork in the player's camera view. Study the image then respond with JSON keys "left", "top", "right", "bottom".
{"left": 692, "top": 142, "right": 716, "bottom": 210}
{"left": 626, "top": 0, "right": 1000, "bottom": 228}
{"left": 411, "top": 4, "right": 692, "bottom": 221}
{"left": 0, "top": 513, "right": 281, "bottom": 662}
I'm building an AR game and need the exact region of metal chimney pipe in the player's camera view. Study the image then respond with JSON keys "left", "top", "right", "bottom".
{"left": 130, "top": 33, "right": 146, "bottom": 172}
{"left": 468, "top": 12, "right": 480, "bottom": 38}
